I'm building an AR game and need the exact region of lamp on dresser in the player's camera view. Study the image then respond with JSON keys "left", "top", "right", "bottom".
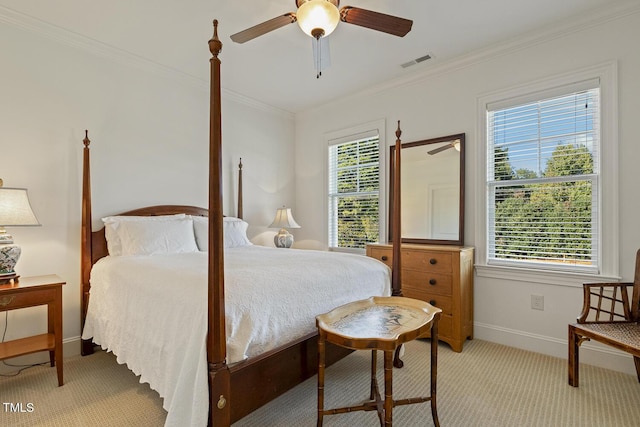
{"left": 269, "top": 206, "right": 301, "bottom": 248}
{"left": 0, "top": 181, "right": 40, "bottom": 283}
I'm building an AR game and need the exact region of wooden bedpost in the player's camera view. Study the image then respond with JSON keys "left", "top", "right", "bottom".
{"left": 208, "top": 19, "right": 231, "bottom": 426}
{"left": 391, "top": 121, "right": 402, "bottom": 296}
{"left": 237, "top": 158, "right": 243, "bottom": 219}
{"left": 80, "top": 130, "right": 95, "bottom": 356}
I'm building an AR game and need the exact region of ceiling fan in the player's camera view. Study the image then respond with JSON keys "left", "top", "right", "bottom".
{"left": 230, "top": 1, "right": 413, "bottom": 77}
{"left": 428, "top": 139, "right": 461, "bottom": 155}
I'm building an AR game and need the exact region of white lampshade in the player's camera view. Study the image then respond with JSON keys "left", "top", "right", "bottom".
{"left": 296, "top": 0, "right": 340, "bottom": 38}
{"left": 269, "top": 207, "right": 301, "bottom": 230}
{"left": 269, "top": 207, "right": 301, "bottom": 249}
{"left": 0, "top": 187, "right": 40, "bottom": 227}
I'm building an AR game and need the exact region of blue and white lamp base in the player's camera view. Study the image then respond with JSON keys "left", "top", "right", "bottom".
{"left": 0, "top": 245, "right": 21, "bottom": 283}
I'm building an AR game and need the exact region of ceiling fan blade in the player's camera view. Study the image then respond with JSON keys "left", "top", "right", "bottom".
{"left": 230, "top": 13, "right": 297, "bottom": 44}
{"left": 340, "top": 7, "right": 413, "bottom": 37}
{"left": 428, "top": 144, "right": 453, "bottom": 155}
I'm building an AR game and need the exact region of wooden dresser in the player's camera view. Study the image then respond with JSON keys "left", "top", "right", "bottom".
{"left": 366, "top": 243, "right": 474, "bottom": 352}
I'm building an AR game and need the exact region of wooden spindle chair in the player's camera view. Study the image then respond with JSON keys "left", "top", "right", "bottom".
{"left": 568, "top": 249, "right": 640, "bottom": 386}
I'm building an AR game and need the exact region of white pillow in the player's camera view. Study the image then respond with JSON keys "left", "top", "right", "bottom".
{"left": 116, "top": 218, "right": 198, "bottom": 256}
{"left": 224, "top": 217, "right": 252, "bottom": 249}
{"left": 191, "top": 216, "right": 252, "bottom": 250}
{"left": 192, "top": 216, "right": 208, "bottom": 251}
{"left": 102, "top": 214, "right": 187, "bottom": 256}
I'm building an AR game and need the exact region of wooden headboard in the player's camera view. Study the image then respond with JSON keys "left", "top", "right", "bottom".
{"left": 88, "top": 205, "right": 209, "bottom": 265}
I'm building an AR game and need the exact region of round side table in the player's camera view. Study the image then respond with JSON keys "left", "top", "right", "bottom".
{"left": 316, "top": 296, "right": 441, "bottom": 427}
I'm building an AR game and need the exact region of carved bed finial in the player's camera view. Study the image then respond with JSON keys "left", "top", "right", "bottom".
{"left": 396, "top": 120, "right": 401, "bottom": 139}
{"left": 209, "top": 19, "right": 222, "bottom": 57}
{"left": 83, "top": 130, "right": 90, "bottom": 148}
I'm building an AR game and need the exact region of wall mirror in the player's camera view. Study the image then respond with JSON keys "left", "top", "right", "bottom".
{"left": 389, "top": 133, "right": 465, "bottom": 246}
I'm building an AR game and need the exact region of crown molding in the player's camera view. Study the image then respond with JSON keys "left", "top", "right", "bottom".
{"left": 0, "top": 5, "right": 293, "bottom": 120}
{"left": 300, "top": 1, "right": 640, "bottom": 115}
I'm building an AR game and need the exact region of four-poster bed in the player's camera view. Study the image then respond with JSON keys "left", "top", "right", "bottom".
{"left": 79, "top": 20, "right": 405, "bottom": 426}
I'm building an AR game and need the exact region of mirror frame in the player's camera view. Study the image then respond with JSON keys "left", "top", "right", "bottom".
{"left": 389, "top": 133, "right": 465, "bottom": 246}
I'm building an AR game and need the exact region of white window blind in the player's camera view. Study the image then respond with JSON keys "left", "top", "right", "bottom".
{"left": 487, "top": 85, "right": 600, "bottom": 272}
{"left": 328, "top": 135, "right": 380, "bottom": 250}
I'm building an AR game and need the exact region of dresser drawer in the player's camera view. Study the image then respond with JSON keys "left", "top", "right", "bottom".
{"left": 403, "top": 250, "right": 452, "bottom": 273}
{"left": 424, "top": 295, "right": 453, "bottom": 316}
{"left": 368, "top": 248, "right": 393, "bottom": 268}
{"left": 403, "top": 291, "right": 453, "bottom": 315}
{"left": 403, "top": 270, "right": 452, "bottom": 296}
{"left": 0, "top": 289, "right": 56, "bottom": 310}
{"left": 367, "top": 247, "right": 454, "bottom": 274}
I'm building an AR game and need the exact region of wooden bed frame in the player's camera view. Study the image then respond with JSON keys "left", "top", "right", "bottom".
{"left": 80, "top": 20, "right": 403, "bottom": 426}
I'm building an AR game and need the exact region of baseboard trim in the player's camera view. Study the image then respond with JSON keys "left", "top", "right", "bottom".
{"left": 63, "top": 336, "right": 81, "bottom": 357}
{"left": 474, "top": 322, "right": 637, "bottom": 376}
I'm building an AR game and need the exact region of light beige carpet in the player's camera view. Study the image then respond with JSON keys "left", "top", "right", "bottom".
{"left": 1, "top": 339, "right": 639, "bottom": 426}
{"left": 1, "top": 350, "right": 165, "bottom": 427}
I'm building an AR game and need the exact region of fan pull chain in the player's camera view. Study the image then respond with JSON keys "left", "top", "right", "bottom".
{"left": 316, "top": 36, "right": 322, "bottom": 79}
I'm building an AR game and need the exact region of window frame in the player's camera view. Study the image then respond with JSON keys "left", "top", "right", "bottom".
{"left": 325, "top": 120, "right": 386, "bottom": 253}
{"left": 475, "top": 62, "right": 619, "bottom": 285}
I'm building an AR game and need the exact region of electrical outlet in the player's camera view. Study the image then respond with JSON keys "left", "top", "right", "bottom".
{"left": 531, "top": 295, "right": 544, "bottom": 311}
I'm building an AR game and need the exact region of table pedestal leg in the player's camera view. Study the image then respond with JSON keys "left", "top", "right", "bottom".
{"left": 430, "top": 318, "right": 440, "bottom": 427}
{"left": 369, "top": 350, "right": 378, "bottom": 400}
{"left": 384, "top": 350, "right": 393, "bottom": 426}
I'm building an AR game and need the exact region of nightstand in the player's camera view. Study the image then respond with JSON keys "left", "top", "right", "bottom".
{"left": 0, "top": 275, "right": 65, "bottom": 386}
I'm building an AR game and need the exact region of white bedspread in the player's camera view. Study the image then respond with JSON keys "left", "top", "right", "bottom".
{"left": 82, "top": 246, "right": 391, "bottom": 426}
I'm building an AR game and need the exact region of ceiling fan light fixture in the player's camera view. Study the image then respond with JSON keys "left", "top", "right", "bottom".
{"left": 296, "top": 0, "right": 340, "bottom": 38}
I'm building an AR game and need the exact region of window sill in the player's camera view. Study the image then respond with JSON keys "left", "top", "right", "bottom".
{"left": 475, "top": 264, "right": 621, "bottom": 288}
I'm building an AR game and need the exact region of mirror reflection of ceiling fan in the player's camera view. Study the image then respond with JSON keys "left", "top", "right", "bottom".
{"left": 230, "top": 0, "right": 413, "bottom": 77}
{"left": 428, "top": 139, "right": 461, "bottom": 155}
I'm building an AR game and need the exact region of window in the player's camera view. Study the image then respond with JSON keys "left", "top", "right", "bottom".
{"left": 328, "top": 132, "right": 381, "bottom": 250}
{"left": 486, "top": 81, "right": 601, "bottom": 273}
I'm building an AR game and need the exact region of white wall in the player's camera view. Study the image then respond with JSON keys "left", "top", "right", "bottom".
{"left": 295, "top": 10, "right": 640, "bottom": 374}
{"left": 0, "top": 20, "right": 295, "bottom": 361}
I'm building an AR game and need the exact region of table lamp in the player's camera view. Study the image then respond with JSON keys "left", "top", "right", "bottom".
{"left": 0, "top": 184, "right": 40, "bottom": 283}
{"left": 269, "top": 207, "right": 301, "bottom": 248}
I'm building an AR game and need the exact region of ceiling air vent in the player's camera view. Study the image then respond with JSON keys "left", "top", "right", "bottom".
{"left": 401, "top": 54, "right": 432, "bottom": 69}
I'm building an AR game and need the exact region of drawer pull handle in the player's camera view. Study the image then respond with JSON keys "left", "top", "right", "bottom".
{"left": 381, "top": 256, "right": 388, "bottom": 261}
{"left": 0, "top": 296, "right": 16, "bottom": 307}
{"left": 429, "top": 300, "right": 437, "bottom": 306}
{"left": 429, "top": 279, "right": 436, "bottom": 285}
{"left": 429, "top": 258, "right": 437, "bottom": 265}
